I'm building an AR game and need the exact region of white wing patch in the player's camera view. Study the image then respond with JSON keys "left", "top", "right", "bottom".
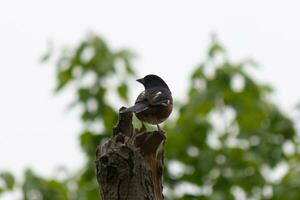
{"left": 153, "top": 91, "right": 162, "bottom": 99}
{"left": 161, "top": 100, "right": 170, "bottom": 106}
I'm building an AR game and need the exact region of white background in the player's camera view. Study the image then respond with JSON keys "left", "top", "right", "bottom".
{"left": 1, "top": 0, "right": 300, "bottom": 198}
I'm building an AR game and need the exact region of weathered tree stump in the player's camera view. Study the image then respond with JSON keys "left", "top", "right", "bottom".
{"left": 95, "top": 107, "right": 166, "bottom": 200}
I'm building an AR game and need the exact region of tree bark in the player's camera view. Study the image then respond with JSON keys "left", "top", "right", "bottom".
{"left": 95, "top": 107, "right": 166, "bottom": 200}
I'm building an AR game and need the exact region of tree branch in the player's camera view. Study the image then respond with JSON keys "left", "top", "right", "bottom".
{"left": 96, "top": 107, "right": 166, "bottom": 200}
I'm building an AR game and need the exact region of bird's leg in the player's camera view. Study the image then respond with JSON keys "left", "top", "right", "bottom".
{"left": 156, "top": 124, "right": 161, "bottom": 131}
{"left": 140, "top": 122, "right": 146, "bottom": 132}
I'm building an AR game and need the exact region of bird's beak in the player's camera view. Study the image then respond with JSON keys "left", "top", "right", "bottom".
{"left": 136, "top": 78, "right": 145, "bottom": 84}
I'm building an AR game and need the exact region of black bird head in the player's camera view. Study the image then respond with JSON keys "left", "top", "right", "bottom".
{"left": 136, "top": 74, "right": 170, "bottom": 90}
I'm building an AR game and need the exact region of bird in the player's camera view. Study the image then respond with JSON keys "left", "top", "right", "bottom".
{"left": 120, "top": 74, "right": 173, "bottom": 131}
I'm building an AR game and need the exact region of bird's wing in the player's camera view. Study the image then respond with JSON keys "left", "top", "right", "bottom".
{"left": 120, "top": 91, "right": 149, "bottom": 113}
{"left": 120, "top": 87, "right": 172, "bottom": 114}
{"left": 146, "top": 88, "right": 172, "bottom": 106}
{"left": 120, "top": 102, "right": 149, "bottom": 113}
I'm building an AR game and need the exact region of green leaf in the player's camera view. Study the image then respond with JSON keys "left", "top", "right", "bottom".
{"left": 117, "top": 83, "right": 129, "bottom": 101}
{"left": 0, "top": 172, "right": 15, "bottom": 190}
{"left": 208, "top": 42, "right": 225, "bottom": 58}
{"left": 56, "top": 68, "right": 73, "bottom": 91}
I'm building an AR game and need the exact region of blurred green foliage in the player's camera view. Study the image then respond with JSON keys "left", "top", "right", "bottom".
{"left": 1, "top": 34, "right": 300, "bottom": 200}
{"left": 0, "top": 172, "right": 15, "bottom": 194}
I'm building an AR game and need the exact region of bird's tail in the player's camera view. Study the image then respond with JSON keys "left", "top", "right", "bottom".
{"left": 120, "top": 103, "right": 148, "bottom": 114}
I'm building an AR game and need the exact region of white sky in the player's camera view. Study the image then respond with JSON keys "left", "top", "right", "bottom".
{"left": 1, "top": 0, "right": 300, "bottom": 188}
